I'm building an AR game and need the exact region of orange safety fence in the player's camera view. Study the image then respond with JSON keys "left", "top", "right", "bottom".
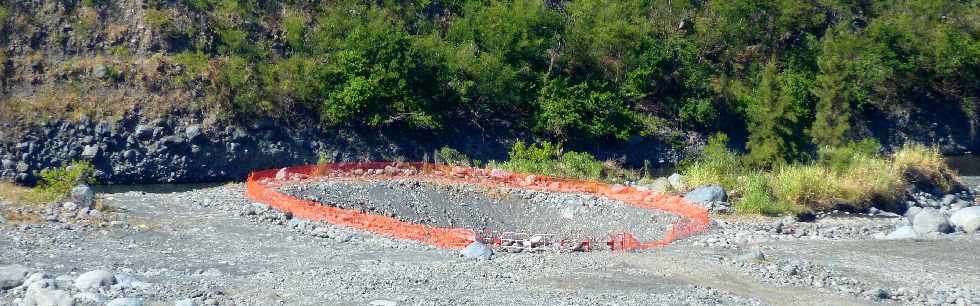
{"left": 246, "top": 162, "right": 710, "bottom": 251}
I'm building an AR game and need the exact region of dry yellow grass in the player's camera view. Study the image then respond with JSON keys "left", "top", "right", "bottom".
{"left": 893, "top": 143, "right": 959, "bottom": 192}
{"left": 0, "top": 182, "right": 56, "bottom": 206}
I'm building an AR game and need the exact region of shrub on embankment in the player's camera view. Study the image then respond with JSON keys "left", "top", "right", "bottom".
{"left": 681, "top": 135, "right": 961, "bottom": 215}
{"left": 435, "top": 142, "right": 638, "bottom": 183}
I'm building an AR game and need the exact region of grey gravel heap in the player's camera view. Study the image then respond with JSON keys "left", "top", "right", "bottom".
{"left": 278, "top": 179, "right": 680, "bottom": 244}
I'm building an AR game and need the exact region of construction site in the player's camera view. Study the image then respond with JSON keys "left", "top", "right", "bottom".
{"left": 2, "top": 162, "right": 979, "bottom": 305}
{"left": 254, "top": 162, "right": 709, "bottom": 253}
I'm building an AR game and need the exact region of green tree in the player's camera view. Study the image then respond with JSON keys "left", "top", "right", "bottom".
{"left": 745, "top": 60, "right": 802, "bottom": 167}
{"left": 809, "top": 29, "right": 889, "bottom": 147}
{"left": 535, "top": 78, "right": 638, "bottom": 141}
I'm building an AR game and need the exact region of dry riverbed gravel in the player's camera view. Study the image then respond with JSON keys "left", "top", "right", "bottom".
{"left": 0, "top": 181, "right": 979, "bottom": 305}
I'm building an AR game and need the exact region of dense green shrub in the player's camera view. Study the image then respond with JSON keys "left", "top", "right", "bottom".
{"left": 436, "top": 146, "right": 471, "bottom": 167}
{"left": 25, "top": 0, "right": 976, "bottom": 152}
{"left": 36, "top": 161, "right": 96, "bottom": 197}
{"left": 535, "top": 79, "right": 638, "bottom": 141}
{"left": 499, "top": 140, "right": 606, "bottom": 181}
{"left": 0, "top": 6, "right": 9, "bottom": 24}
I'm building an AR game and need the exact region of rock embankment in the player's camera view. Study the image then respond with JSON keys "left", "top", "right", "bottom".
{"left": 0, "top": 111, "right": 515, "bottom": 184}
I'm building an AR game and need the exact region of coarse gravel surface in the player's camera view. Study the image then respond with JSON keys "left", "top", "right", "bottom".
{"left": 0, "top": 182, "right": 977, "bottom": 305}
{"left": 279, "top": 178, "right": 680, "bottom": 242}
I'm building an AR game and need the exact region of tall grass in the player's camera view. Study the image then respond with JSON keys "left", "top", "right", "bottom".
{"left": 682, "top": 138, "right": 958, "bottom": 215}
{"left": 734, "top": 173, "right": 805, "bottom": 215}
{"left": 681, "top": 133, "right": 744, "bottom": 191}
{"left": 892, "top": 143, "right": 959, "bottom": 193}
{"left": 770, "top": 165, "right": 839, "bottom": 211}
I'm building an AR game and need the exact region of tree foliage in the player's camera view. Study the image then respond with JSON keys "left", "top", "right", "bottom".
{"left": 129, "top": 0, "right": 978, "bottom": 156}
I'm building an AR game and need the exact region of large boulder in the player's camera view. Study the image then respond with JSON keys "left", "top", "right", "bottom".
{"left": 185, "top": 125, "right": 202, "bottom": 140}
{"left": 884, "top": 226, "right": 918, "bottom": 240}
{"left": 949, "top": 206, "right": 980, "bottom": 232}
{"left": 460, "top": 241, "right": 493, "bottom": 260}
{"left": 647, "top": 177, "right": 670, "bottom": 193}
{"left": 667, "top": 173, "right": 685, "bottom": 190}
{"left": 0, "top": 264, "right": 30, "bottom": 289}
{"left": 74, "top": 270, "right": 115, "bottom": 292}
{"left": 912, "top": 208, "right": 952, "bottom": 234}
{"left": 22, "top": 286, "right": 74, "bottom": 306}
{"left": 684, "top": 185, "right": 727, "bottom": 204}
{"left": 70, "top": 185, "right": 95, "bottom": 209}
{"left": 964, "top": 218, "right": 980, "bottom": 234}
{"left": 904, "top": 206, "right": 922, "bottom": 220}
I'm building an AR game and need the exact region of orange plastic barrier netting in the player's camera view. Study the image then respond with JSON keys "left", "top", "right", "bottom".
{"left": 246, "top": 162, "right": 710, "bottom": 251}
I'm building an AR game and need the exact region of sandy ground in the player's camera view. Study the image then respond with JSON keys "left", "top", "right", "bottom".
{"left": 1, "top": 183, "right": 978, "bottom": 305}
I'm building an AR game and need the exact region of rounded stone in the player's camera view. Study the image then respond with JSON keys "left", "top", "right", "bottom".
{"left": 74, "top": 270, "right": 116, "bottom": 292}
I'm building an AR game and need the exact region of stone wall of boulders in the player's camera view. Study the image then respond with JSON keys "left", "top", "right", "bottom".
{"left": 0, "top": 111, "right": 496, "bottom": 184}
{"left": 0, "top": 111, "right": 689, "bottom": 185}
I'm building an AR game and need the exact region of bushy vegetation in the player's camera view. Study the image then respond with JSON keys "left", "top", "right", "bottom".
{"left": 497, "top": 140, "right": 621, "bottom": 181}
{"left": 67, "top": 0, "right": 972, "bottom": 149}
{"left": 36, "top": 161, "right": 96, "bottom": 198}
{"left": 682, "top": 134, "right": 958, "bottom": 215}
{"left": 436, "top": 146, "right": 472, "bottom": 167}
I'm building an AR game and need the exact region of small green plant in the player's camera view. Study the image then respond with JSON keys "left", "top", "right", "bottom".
{"left": 36, "top": 161, "right": 96, "bottom": 197}
{"left": 317, "top": 153, "right": 331, "bottom": 165}
{"left": 436, "top": 146, "right": 471, "bottom": 167}
{"left": 145, "top": 9, "right": 174, "bottom": 29}
{"left": 499, "top": 140, "right": 607, "bottom": 181}
{"left": 0, "top": 6, "right": 9, "bottom": 24}
{"left": 680, "top": 133, "right": 745, "bottom": 191}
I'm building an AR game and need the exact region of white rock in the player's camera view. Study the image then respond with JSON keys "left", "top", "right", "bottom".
{"left": 61, "top": 202, "right": 78, "bottom": 211}
{"left": 949, "top": 206, "right": 980, "bottom": 231}
{"left": 912, "top": 208, "right": 952, "bottom": 234}
{"left": 174, "top": 298, "right": 197, "bottom": 306}
{"left": 112, "top": 274, "right": 144, "bottom": 289}
{"left": 105, "top": 297, "right": 143, "bottom": 306}
{"left": 370, "top": 300, "right": 398, "bottom": 306}
{"left": 22, "top": 287, "right": 74, "bottom": 306}
{"left": 70, "top": 185, "right": 95, "bottom": 209}
{"left": 275, "top": 168, "right": 288, "bottom": 180}
{"left": 74, "top": 270, "right": 115, "bottom": 292}
{"left": 884, "top": 226, "right": 918, "bottom": 240}
{"left": 0, "top": 264, "right": 30, "bottom": 290}
{"left": 667, "top": 173, "right": 685, "bottom": 190}
{"left": 22, "top": 273, "right": 53, "bottom": 290}
{"left": 459, "top": 241, "right": 493, "bottom": 260}
{"left": 964, "top": 218, "right": 980, "bottom": 234}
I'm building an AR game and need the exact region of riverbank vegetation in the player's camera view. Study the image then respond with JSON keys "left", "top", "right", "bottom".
{"left": 682, "top": 135, "right": 961, "bottom": 215}
{"left": 3, "top": 0, "right": 975, "bottom": 150}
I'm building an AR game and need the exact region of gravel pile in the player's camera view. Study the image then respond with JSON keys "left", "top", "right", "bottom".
{"left": 278, "top": 179, "right": 680, "bottom": 243}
